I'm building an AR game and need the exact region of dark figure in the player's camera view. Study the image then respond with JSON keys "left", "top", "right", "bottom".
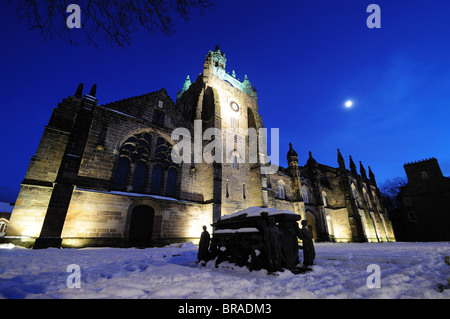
{"left": 197, "top": 225, "right": 210, "bottom": 265}
{"left": 263, "top": 217, "right": 282, "bottom": 271}
{"left": 297, "top": 220, "right": 315, "bottom": 266}
{"left": 278, "top": 221, "right": 300, "bottom": 269}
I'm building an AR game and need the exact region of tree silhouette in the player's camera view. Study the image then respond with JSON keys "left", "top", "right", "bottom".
{"left": 10, "top": 0, "right": 214, "bottom": 47}
{"left": 379, "top": 176, "right": 408, "bottom": 211}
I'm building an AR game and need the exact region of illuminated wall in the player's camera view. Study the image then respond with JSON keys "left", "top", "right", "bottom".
{"left": 4, "top": 185, "right": 52, "bottom": 247}
{"left": 60, "top": 188, "right": 211, "bottom": 247}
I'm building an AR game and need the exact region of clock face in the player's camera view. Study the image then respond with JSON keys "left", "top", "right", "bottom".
{"left": 230, "top": 101, "right": 240, "bottom": 112}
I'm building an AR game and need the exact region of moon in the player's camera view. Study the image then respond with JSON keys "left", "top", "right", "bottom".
{"left": 344, "top": 100, "right": 353, "bottom": 108}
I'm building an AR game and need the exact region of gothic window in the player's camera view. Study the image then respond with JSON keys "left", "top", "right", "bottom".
{"left": 231, "top": 117, "right": 239, "bottom": 132}
{"left": 113, "top": 131, "right": 179, "bottom": 197}
{"left": 150, "top": 164, "right": 163, "bottom": 195}
{"left": 421, "top": 171, "right": 429, "bottom": 181}
{"left": 302, "top": 186, "right": 309, "bottom": 204}
{"left": 232, "top": 153, "right": 239, "bottom": 169}
{"left": 166, "top": 167, "right": 177, "bottom": 197}
{"left": 350, "top": 183, "right": 357, "bottom": 200}
{"left": 113, "top": 157, "right": 130, "bottom": 190}
{"left": 132, "top": 161, "right": 147, "bottom": 193}
{"left": 277, "top": 181, "right": 285, "bottom": 199}
{"left": 154, "top": 137, "right": 172, "bottom": 168}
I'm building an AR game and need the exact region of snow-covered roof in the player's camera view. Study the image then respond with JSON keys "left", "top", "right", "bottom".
{"left": 214, "top": 227, "right": 259, "bottom": 234}
{"left": 221, "top": 206, "right": 297, "bottom": 220}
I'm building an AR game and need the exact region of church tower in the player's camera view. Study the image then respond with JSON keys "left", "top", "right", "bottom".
{"left": 176, "top": 46, "right": 266, "bottom": 221}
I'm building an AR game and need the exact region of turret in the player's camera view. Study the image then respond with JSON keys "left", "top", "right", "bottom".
{"left": 177, "top": 75, "right": 192, "bottom": 99}
{"left": 287, "top": 142, "right": 298, "bottom": 166}
{"left": 287, "top": 143, "right": 302, "bottom": 201}
{"left": 203, "top": 46, "right": 257, "bottom": 99}
{"left": 306, "top": 150, "right": 318, "bottom": 169}
{"left": 337, "top": 148, "right": 346, "bottom": 170}
{"left": 349, "top": 156, "right": 357, "bottom": 176}
{"left": 74, "top": 83, "right": 84, "bottom": 99}
{"left": 368, "top": 166, "right": 377, "bottom": 186}
{"left": 359, "top": 161, "right": 368, "bottom": 181}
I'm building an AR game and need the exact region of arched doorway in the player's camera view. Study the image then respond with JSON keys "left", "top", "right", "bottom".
{"left": 305, "top": 210, "right": 317, "bottom": 240}
{"left": 129, "top": 205, "right": 155, "bottom": 247}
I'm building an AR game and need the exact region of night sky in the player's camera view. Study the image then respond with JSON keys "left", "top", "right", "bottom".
{"left": 1, "top": 0, "right": 449, "bottom": 203}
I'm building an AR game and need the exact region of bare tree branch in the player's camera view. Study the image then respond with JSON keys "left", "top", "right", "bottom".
{"left": 379, "top": 176, "right": 408, "bottom": 211}
{"left": 9, "top": 0, "right": 214, "bottom": 47}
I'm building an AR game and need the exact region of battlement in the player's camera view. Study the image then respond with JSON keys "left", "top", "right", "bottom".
{"left": 403, "top": 157, "right": 443, "bottom": 183}
{"left": 403, "top": 157, "right": 437, "bottom": 166}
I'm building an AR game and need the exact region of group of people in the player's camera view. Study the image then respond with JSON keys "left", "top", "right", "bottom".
{"left": 197, "top": 216, "right": 315, "bottom": 271}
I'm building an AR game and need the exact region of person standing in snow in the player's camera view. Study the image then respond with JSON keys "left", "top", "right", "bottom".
{"left": 297, "top": 220, "right": 315, "bottom": 266}
{"left": 197, "top": 225, "right": 210, "bottom": 265}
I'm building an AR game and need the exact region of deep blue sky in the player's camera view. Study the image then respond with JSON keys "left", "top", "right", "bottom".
{"left": 1, "top": 0, "right": 449, "bottom": 203}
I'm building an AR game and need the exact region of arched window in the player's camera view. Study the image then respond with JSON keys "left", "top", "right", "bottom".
{"left": 114, "top": 131, "right": 179, "bottom": 197}
{"left": 231, "top": 117, "right": 239, "bottom": 132}
{"left": 150, "top": 164, "right": 163, "bottom": 195}
{"left": 232, "top": 154, "right": 239, "bottom": 169}
{"left": 166, "top": 167, "right": 177, "bottom": 197}
{"left": 132, "top": 161, "right": 147, "bottom": 193}
{"left": 421, "top": 171, "right": 429, "bottom": 181}
{"left": 302, "top": 186, "right": 309, "bottom": 204}
{"left": 351, "top": 183, "right": 357, "bottom": 199}
{"left": 277, "top": 181, "right": 285, "bottom": 199}
{"left": 113, "top": 157, "right": 130, "bottom": 190}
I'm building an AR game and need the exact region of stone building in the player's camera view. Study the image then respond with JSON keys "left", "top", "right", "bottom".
{"left": 0, "top": 202, "right": 13, "bottom": 237}
{"left": 390, "top": 158, "right": 450, "bottom": 241}
{"left": 4, "top": 47, "right": 395, "bottom": 248}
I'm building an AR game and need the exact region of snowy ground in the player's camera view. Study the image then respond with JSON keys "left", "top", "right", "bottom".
{"left": 0, "top": 242, "right": 449, "bottom": 299}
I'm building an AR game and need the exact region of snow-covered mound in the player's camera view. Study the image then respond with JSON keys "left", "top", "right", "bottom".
{"left": 0, "top": 242, "right": 449, "bottom": 299}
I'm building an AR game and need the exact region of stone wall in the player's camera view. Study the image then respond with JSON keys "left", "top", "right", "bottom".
{"left": 60, "top": 188, "right": 210, "bottom": 247}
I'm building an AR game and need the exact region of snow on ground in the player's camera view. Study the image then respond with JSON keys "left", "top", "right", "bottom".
{"left": 0, "top": 242, "right": 449, "bottom": 299}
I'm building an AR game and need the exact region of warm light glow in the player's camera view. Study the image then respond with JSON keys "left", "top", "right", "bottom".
{"left": 345, "top": 100, "right": 353, "bottom": 108}
{"left": 185, "top": 208, "right": 212, "bottom": 241}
